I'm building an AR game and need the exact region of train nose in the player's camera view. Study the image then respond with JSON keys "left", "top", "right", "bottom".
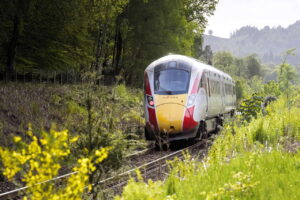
{"left": 156, "top": 104, "right": 185, "bottom": 134}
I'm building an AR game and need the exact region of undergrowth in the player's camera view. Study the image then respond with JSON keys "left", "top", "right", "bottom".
{"left": 0, "top": 82, "right": 146, "bottom": 197}
{"left": 0, "top": 83, "right": 145, "bottom": 151}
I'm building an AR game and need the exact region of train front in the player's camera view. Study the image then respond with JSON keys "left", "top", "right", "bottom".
{"left": 144, "top": 58, "right": 201, "bottom": 142}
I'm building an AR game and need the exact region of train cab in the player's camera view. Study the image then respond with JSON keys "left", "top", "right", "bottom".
{"left": 144, "top": 55, "right": 236, "bottom": 144}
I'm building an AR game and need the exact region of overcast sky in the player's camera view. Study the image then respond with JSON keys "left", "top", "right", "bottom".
{"left": 205, "top": 0, "right": 300, "bottom": 38}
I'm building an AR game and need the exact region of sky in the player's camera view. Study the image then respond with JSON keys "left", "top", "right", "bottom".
{"left": 205, "top": 0, "right": 300, "bottom": 38}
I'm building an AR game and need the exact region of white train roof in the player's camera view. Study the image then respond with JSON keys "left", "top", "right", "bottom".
{"left": 145, "top": 54, "right": 234, "bottom": 83}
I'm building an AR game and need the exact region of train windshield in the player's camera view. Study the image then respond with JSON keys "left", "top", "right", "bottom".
{"left": 154, "top": 69, "right": 190, "bottom": 95}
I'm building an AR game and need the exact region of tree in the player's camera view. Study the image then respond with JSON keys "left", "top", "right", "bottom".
{"left": 202, "top": 45, "right": 213, "bottom": 65}
{"left": 213, "top": 51, "right": 234, "bottom": 74}
{"left": 277, "top": 49, "right": 297, "bottom": 98}
{"left": 245, "top": 55, "right": 263, "bottom": 78}
{"left": 183, "top": 0, "right": 218, "bottom": 28}
{"left": 0, "top": 0, "right": 34, "bottom": 78}
{"left": 117, "top": 0, "right": 217, "bottom": 84}
{"left": 278, "top": 63, "right": 296, "bottom": 95}
{"left": 0, "top": 0, "right": 218, "bottom": 85}
{"left": 263, "top": 80, "right": 281, "bottom": 97}
{"left": 0, "top": 0, "right": 129, "bottom": 78}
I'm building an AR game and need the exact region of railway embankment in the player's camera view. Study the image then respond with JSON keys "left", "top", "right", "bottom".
{"left": 0, "top": 82, "right": 147, "bottom": 194}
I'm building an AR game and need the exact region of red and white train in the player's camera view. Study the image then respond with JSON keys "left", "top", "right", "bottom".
{"left": 144, "top": 55, "right": 236, "bottom": 145}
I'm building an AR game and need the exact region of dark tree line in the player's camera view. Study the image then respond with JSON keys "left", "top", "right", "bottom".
{"left": 0, "top": 0, "right": 218, "bottom": 85}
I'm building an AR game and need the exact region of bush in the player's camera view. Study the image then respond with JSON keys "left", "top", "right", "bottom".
{"left": 237, "top": 94, "right": 264, "bottom": 122}
{"left": 0, "top": 126, "right": 110, "bottom": 199}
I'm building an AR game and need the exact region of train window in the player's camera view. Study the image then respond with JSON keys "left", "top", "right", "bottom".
{"left": 207, "top": 78, "right": 211, "bottom": 96}
{"left": 199, "top": 73, "right": 206, "bottom": 90}
{"left": 225, "top": 84, "right": 230, "bottom": 95}
{"left": 168, "top": 61, "right": 177, "bottom": 68}
{"left": 154, "top": 69, "right": 190, "bottom": 95}
{"left": 211, "top": 80, "right": 220, "bottom": 95}
{"left": 213, "top": 80, "right": 216, "bottom": 94}
{"left": 216, "top": 81, "right": 220, "bottom": 94}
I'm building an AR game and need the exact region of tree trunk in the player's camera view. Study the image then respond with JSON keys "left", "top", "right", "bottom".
{"left": 6, "top": 14, "right": 21, "bottom": 79}
{"left": 95, "top": 22, "right": 108, "bottom": 73}
{"left": 114, "top": 27, "right": 123, "bottom": 76}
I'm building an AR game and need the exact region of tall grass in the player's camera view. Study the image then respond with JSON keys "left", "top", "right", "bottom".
{"left": 209, "top": 96, "right": 300, "bottom": 164}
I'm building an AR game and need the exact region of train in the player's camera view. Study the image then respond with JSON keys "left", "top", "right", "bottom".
{"left": 144, "top": 55, "right": 236, "bottom": 147}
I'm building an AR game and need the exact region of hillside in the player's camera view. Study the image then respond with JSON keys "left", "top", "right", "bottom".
{"left": 204, "top": 20, "right": 300, "bottom": 66}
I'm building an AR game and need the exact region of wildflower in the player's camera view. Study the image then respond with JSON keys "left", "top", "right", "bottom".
{"left": 13, "top": 136, "right": 22, "bottom": 143}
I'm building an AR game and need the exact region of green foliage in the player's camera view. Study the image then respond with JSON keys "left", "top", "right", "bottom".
{"left": 213, "top": 51, "right": 234, "bottom": 74}
{"left": 0, "top": 83, "right": 147, "bottom": 197}
{"left": 114, "top": 84, "right": 141, "bottom": 106}
{"left": 213, "top": 52, "right": 263, "bottom": 79}
{"left": 235, "top": 79, "right": 247, "bottom": 101}
{"left": 244, "top": 55, "right": 263, "bottom": 78}
{"left": 0, "top": 0, "right": 216, "bottom": 85}
{"left": 263, "top": 80, "right": 281, "bottom": 97}
{"left": 112, "top": 0, "right": 218, "bottom": 84}
{"left": 201, "top": 45, "right": 213, "bottom": 64}
{"left": 237, "top": 94, "right": 264, "bottom": 122}
{"left": 115, "top": 179, "right": 166, "bottom": 200}
{"left": 118, "top": 151, "right": 300, "bottom": 200}
{"left": 278, "top": 63, "right": 297, "bottom": 95}
{"left": 66, "top": 101, "right": 87, "bottom": 115}
{"left": 210, "top": 51, "right": 297, "bottom": 101}
{"left": 210, "top": 96, "right": 300, "bottom": 162}
{"left": 0, "top": 127, "right": 110, "bottom": 199}
{"left": 247, "top": 76, "right": 264, "bottom": 94}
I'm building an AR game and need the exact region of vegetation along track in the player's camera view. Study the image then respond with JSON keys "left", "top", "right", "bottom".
{"left": 0, "top": 138, "right": 212, "bottom": 200}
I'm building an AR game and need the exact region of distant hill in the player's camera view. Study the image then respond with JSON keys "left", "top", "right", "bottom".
{"left": 204, "top": 20, "right": 300, "bottom": 66}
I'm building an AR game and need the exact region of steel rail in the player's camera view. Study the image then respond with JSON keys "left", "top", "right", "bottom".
{"left": 94, "top": 141, "right": 206, "bottom": 191}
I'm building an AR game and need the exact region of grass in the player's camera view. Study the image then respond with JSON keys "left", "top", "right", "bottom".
{"left": 165, "top": 151, "right": 300, "bottom": 200}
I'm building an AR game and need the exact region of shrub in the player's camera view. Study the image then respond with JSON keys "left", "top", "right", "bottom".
{"left": 237, "top": 94, "right": 264, "bottom": 122}
{"left": 0, "top": 126, "right": 110, "bottom": 199}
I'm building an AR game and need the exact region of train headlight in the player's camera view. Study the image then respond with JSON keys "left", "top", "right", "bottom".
{"left": 187, "top": 94, "right": 197, "bottom": 107}
{"left": 146, "top": 95, "right": 155, "bottom": 107}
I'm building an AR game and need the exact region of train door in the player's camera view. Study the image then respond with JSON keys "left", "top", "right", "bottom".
{"left": 220, "top": 77, "right": 225, "bottom": 113}
{"left": 206, "top": 72, "right": 212, "bottom": 117}
{"left": 199, "top": 71, "right": 208, "bottom": 120}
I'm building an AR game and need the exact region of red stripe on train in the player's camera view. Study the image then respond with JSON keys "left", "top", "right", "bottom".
{"left": 191, "top": 72, "right": 201, "bottom": 94}
{"left": 144, "top": 72, "right": 152, "bottom": 95}
{"left": 144, "top": 72, "right": 157, "bottom": 130}
{"left": 183, "top": 106, "right": 198, "bottom": 131}
{"left": 148, "top": 107, "right": 158, "bottom": 130}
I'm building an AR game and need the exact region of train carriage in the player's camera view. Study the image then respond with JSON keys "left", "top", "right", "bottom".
{"left": 144, "top": 55, "right": 236, "bottom": 146}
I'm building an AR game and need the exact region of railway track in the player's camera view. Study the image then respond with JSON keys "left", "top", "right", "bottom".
{"left": 99, "top": 140, "right": 210, "bottom": 195}
{"left": 0, "top": 139, "right": 211, "bottom": 200}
